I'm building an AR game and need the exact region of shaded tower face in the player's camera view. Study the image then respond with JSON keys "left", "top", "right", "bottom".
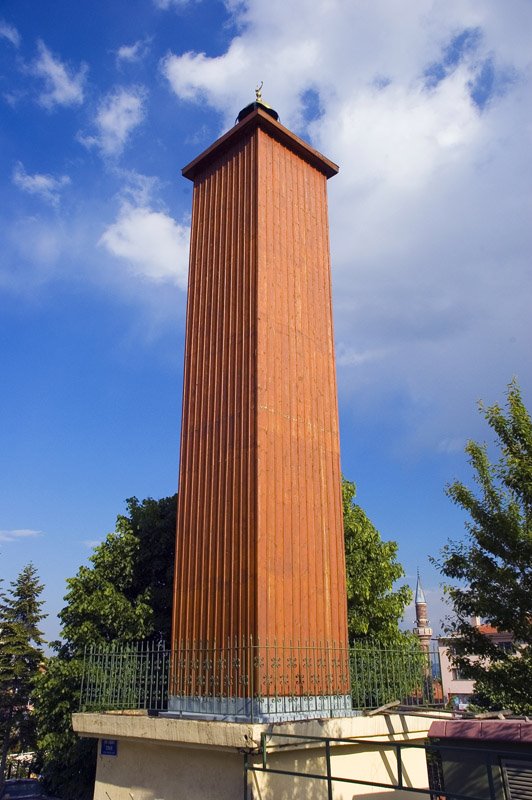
{"left": 170, "top": 105, "right": 350, "bottom": 720}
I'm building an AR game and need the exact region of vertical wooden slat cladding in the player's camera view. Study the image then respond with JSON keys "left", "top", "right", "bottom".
{"left": 172, "top": 132, "right": 258, "bottom": 648}
{"left": 255, "top": 128, "right": 347, "bottom": 653}
{"left": 172, "top": 109, "right": 349, "bottom": 697}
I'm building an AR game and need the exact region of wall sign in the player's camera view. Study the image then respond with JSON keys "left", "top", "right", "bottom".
{"left": 101, "top": 739, "right": 118, "bottom": 756}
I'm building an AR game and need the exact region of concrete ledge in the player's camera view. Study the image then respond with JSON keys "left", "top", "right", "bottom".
{"left": 73, "top": 710, "right": 438, "bottom": 752}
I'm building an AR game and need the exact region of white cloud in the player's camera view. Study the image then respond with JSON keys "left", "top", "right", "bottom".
{"left": 0, "top": 528, "right": 43, "bottom": 543}
{"left": 0, "top": 19, "right": 20, "bottom": 47}
{"left": 336, "top": 345, "right": 389, "bottom": 368}
{"left": 12, "top": 161, "right": 70, "bottom": 206}
{"left": 437, "top": 437, "right": 465, "bottom": 454}
{"left": 116, "top": 39, "right": 150, "bottom": 64}
{"left": 79, "top": 86, "right": 146, "bottom": 156}
{"left": 154, "top": 0, "right": 192, "bottom": 9}
{"left": 32, "top": 40, "right": 86, "bottom": 109}
{"left": 5, "top": 216, "right": 63, "bottom": 273}
{"left": 161, "top": 38, "right": 319, "bottom": 119}
{"left": 99, "top": 203, "right": 189, "bottom": 288}
{"left": 114, "top": 169, "right": 161, "bottom": 207}
{"left": 3, "top": 88, "right": 26, "bottom": 107}
{"left": 160, "top": 0, "right": 532, "bottom": 451}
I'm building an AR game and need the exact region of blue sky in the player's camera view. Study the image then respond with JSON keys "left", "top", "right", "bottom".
{"left": 1, "top": 0, "right": 531, "bottom": 643}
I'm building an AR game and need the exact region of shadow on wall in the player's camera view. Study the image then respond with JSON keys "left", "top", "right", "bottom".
{"left": 247, "top": 767, "right": 331, "bottom": 800}
{"left": 354, "top": 794, "right": 422, "bottom": 799}
{"left": 246, "top": 714, "right": 428, "bottom": 799}
{"left": 249, "top": 767, "right": 422, "bottom": 800}
{"left": 247, "top": 740, "right": 422, "bottom": 799}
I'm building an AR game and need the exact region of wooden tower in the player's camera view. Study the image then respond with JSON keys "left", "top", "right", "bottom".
{"left": 170, "top": 100, "right": 351, "bottom": 720}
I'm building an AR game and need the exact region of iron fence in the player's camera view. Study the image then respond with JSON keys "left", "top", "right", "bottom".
{"left": 350, "top": 640, "right": 442, "bottom": 709}
{"left": 80, "top": 640, "right": 169, "bottom": 713}
{"left": 79, "top": 639, "right": 442, "bottom": 719}
{"left": 4, "top": 753, "right": 38, "bottom": 781}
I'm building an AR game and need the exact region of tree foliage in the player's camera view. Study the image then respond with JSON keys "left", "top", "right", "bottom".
{"left": 343, "top": 478, "right": 412, "bottom": 643}
{"left": 59, "top": 495, "right": 177, "bottom": 654}
{"left": 33, "top": 657, "right": 95, "bottom": 800}
{"left": 126, "top": 495, "right": 177, "bottom": 640}
{"left": 0, "top": 565, "right": 45, "bottom": 786}
{"left": 35, "top": 495, "right": 177, "bottom": 800}
{"left": 435, "top": 380, "right": 532, "bottom": 712}
{"left": 60, "top": 518, "right": 153, "bottom": 652}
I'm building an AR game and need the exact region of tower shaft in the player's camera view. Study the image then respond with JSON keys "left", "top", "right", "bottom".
{"left": 171, "top": 108, "right": 349, "bottom": 714}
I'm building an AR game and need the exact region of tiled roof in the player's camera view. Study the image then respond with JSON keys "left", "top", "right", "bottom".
{"left": 477, "top": 624, "right": 512, "bottom": 637}
{"left": 429, "top": 719, "right": 532, "bottom": 743}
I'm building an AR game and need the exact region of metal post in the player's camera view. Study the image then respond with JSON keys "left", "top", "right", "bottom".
{"left": 325, "top": 739, "right": 333, "bottom": 800}
{"left": 143, "top": 641, "right": 149, "bottom": 710}
{"left": 243, "top": 752, "right": 248, "bottom": 800}
{"left": 396, "top": 744, "right": 403, "bottom": 789}
{"left": 486, "top": 752, "right": 496, "bottom": 800}
{"left": 261, "top": 733, "right": 267, "bottom": 771}
{"left": 250, "top": 634, "right": 254, "bottom": 723}
{"left": 79, "top": 645, "right": 87, "bottom": 710}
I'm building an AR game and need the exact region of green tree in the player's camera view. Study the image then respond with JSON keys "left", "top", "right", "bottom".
{"left": 343, "top": 478, "right": 412, "bottom": 643}
{"left": 435, "top": 380, "right": 532, "bottom": 713}
{"left": 342, "top": 479, "right": 425, "bottom": 706}
{"left": 35, "top": 495, "right": 177, "bottom": 800}
{"left": 125, "top": 495, "right": 177, "bottom": 641}
{"left": 0, "top": 564, "right": 45, "bottom": 787}
{"left": 59, "top": 495, "right": 177, "bottom": 652}
{"left": 59, "top": 515, "right": 153, "bottom": 652}
{"left": 33, "top": 657, "right": 95, "bottom": 800}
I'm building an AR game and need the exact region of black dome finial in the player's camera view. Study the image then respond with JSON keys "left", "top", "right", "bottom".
{"left": 236, "top": 83, "right": 279, "bottom": 124}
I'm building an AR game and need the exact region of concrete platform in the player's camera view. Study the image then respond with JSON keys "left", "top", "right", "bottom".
{"left": 73, "top": 710, "right": 444, "bottom": 799}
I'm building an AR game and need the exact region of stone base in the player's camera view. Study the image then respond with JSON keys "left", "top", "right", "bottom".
{"left": 73, "top": 710, "right": 446, "bottom": 799}
{"left": 165, "top": 692, "right": 355, "bottom": 721}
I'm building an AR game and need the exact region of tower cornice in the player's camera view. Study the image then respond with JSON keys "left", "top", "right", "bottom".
{"left": 182, "top": 107, "right": 339, "bottom": 181}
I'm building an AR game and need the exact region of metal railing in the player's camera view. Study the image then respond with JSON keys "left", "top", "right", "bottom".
{"left": 79, "top": 639, "right": 443, "bottom": 719}
{"left": 244, "top": 732, "right": 518, "bottom": 800}
{"left": 4, "top": 753, "right": 38, "bottom": 781}
{"left": 80, "top": 640, "right": 170, "bottom": 713}
{"left": 350, "top": 640, "right": 442, "bottom": 709}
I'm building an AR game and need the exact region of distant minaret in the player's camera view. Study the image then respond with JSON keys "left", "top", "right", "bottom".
{"left": 413, "top": 570, "right": 433, "bottom": 652}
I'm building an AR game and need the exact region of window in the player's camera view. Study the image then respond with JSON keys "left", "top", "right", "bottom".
{"left": 502, "top": 758, "right": 532, "bottom": 799}
{"left": 451, "top": 668, "right": 467, "bottom": 681}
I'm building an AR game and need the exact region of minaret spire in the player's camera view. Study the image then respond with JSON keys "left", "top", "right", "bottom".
{"left": 413, "top": 569, "right": 432, "bottom": 652}
{"left": 415, "top": 568, "right": 427, "bottom": 605}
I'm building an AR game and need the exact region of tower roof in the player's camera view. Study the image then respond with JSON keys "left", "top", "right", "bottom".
{"left": 182, "top": 107, "right": 339, "bottom": 181}
{"left": 415, "top": 570, "right": 427, "bottom": 605}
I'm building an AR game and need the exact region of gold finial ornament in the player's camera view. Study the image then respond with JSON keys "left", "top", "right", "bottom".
{"left": 236, "top": 82, "right": 279, "bottom": 123}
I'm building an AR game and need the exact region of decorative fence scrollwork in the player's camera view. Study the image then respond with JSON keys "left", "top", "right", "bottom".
{"left": 80, "top": 638, "right": 442, "bottom": 720}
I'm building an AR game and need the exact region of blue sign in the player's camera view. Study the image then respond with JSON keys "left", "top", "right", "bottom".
{"left": 101, "top": 739, "right": 118, "bottom": 756}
